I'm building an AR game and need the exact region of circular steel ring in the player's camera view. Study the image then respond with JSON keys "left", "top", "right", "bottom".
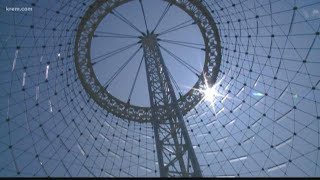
{"left": 74, "top": 0, "right": 221, "bottom": 122}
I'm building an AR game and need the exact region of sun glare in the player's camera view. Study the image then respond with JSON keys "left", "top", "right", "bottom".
{"left": 193, "top": 74, "right": 223, "bottom": 104}
{"left": 203, "top": 87, "right": 217, "bottom": 102}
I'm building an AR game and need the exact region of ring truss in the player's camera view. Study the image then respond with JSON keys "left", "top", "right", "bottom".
{"left": 0, "top": 0, "right": 320, "bottom": 177}
{"left": 74, "top": 0, "right": 221, "bottom": 122}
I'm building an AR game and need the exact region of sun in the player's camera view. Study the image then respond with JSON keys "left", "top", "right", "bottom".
{"left": 202, "top": 86, "right": 217, "bottom": 102}
{"left": 193, "top": 74, "right": 223, "bottom": 104}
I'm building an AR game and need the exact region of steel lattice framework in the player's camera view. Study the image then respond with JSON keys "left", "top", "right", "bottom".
{"left": 74, "top": 0, "right": 221, "bottom": 177}
{"left": 142, "top": 34, "right": 201, "bottom": 177}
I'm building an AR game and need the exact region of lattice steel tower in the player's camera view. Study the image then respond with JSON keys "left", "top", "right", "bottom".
{"left": 141, "top": 33, "right": 201, "bottom": 176}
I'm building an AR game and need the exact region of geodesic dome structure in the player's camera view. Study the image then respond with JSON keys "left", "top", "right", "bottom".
{"left": 0, "top": 0, "right": 320, "bottom": 177}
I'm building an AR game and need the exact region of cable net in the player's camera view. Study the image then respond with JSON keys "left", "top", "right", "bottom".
{"left": 0, "top": 0, "right": 319, "bottom": 177}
